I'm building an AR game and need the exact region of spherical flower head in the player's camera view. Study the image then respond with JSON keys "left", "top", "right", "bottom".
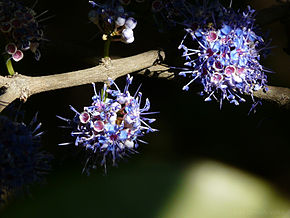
{"left": 58, "top": 75, "right": 157, "bottom": 173}
{"left": 178, "top": 3, "right": 270, "bottom": 109}
{"left": 89, "top": 1, "right": 137, "bottom": 44}
{"left": 0, "top": 114, "right": 52, "bottom": 203}
{"left": 0, "top": 0, "right": 44, "bottom": 62}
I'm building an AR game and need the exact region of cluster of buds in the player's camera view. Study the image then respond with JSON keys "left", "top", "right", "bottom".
{"left": 58, "top": 75, "right": 157, "bottom": 172}
{"left": 178, "top": 2, "right": 270, "bottom": 108}
{"left": 88, "top": 0, "right": 137, "bottom": 44}
{"left": 0, "top": 114, "right": 52, "bottom": 203}
{"left": 0, "top": 0, "right": 44, "bottom": 62}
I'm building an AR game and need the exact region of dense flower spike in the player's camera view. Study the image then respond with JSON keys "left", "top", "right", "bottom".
{"left": 0, "top": 0, "right": 45, "bottom": 61}
{"left": 0, "top": 114, "right": 52, "bottom": 203}
{"left": 176, "top": 1, "right": 271, "bottom": 108}
{"left": 58, "top": 75, "right": 157, "bottom": 172}
{"left": 88, "top": 0, "right": 137, "bottom": 44}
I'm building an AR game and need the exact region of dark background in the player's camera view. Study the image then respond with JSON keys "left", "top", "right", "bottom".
{"left": 1, "top": 0, "right": 290, "bottom": 217}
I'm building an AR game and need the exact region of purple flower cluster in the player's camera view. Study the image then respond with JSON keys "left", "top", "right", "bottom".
{"left": 0, "top": 0, "right": 44, "bottom": 62}
{"left": 0, "top": 114, "right": 52, "bottom": 203}
{"left": 178, "top": 2, "right": 270, "bottom": 108}
{"left": 88, "top": 0, "right": 137, "bottom": 44}
{"left": 58, "top": 75, "right": 157, "bottom": 172}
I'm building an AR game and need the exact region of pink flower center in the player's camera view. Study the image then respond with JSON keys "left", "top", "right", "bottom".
{"left": 5, "top": 43, "right": 17, "bottom": 54}
{"left": 207, "top": 31, "right": 217, "bottom": 42}
{"left": 79, "top": 112, "right": 90, "bottom": 124}
{"left": 225, "top": 66, "right": 236, "bottom": 76}
{"left": 211, "top": 73, "right": 223, "bottom": 83}
{"left": 12, "top": 50, "right": 24, "bottom": 62}
{"left": 93, "top": 120, "right": 105, "bottom": 132}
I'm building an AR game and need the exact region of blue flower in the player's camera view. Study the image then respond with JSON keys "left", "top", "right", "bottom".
{"left": 0, "top": 0, "right": 44, "bottom": 61}
{"left": 178, "top": 2, "right": 271, "bottom": 109}
{"left": 0, "top": 114, "right": 52, "bottom": 203}
{"left": 58, "top": 75, "right": 158, "bottom": 173}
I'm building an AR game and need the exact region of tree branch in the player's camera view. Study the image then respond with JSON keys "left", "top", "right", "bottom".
{"left": 0, "top": 49, "right": 290, "bottom": 112}
{"left": 0, "top": 75, "right": 8, "bottom": 87}
{"left": 252, "top": 86, "right": 290, "bottom": 107}
{"left": 137, "top": 65, "right": 290, "bottom": 108}
{"left": 0, "top": 50, "right": 164, "bottom": 112}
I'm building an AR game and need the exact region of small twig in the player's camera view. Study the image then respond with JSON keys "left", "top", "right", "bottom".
{"left": 103, "top": 39, "right": 111, "bottom": 58}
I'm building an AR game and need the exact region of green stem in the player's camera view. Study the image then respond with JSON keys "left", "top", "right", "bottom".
{"left": 104, "top": 38, "right": 111, "bottom": 58}
{"left": 0, "top": 36, "right": 15, "bottom": 76}
{"left": 5, "top": 56, "right": 15, "bottom": 76}
{"left": 0, "top": 54, "right": 15, "bottom": 76}
{"left": 101, "top": 88, "right": 108, "bottom": 102}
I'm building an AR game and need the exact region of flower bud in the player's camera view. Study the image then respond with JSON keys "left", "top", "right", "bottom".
{"left": 125, "top": 17, "right": 137, "bottom": 29}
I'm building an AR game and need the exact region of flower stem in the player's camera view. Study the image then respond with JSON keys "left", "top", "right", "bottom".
{"left": 5, "top": 57, "right": 15, "bottom": 76}
{"left": 101, "top": 88, "right": 108, "bottom": 102}
{"left": 0, "top": 36, "right": 15, "bottom": 76}
{"left": 0, "top": 54, "right": 15, "bottom": 76}
{"left": 104, "top": 38, "right": 111, "bottom": 58}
